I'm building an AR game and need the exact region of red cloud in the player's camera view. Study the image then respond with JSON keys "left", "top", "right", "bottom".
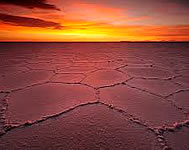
{"left": 0, "top": 13, "right": 63, "bottom": 29}
{"left": 0, "top": 0, "right": 60, "bottom": 11}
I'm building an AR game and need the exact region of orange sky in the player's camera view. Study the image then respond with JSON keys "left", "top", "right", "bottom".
{"left": 0, "top": 0, "right": 189, "bottom": 41}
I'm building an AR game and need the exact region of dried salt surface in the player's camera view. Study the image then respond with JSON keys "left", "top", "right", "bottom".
{"left": 50, "top": 73, "right": 85, "bottom": 83}
{"left": 0, "top": 93, "right": 7, "bottom": 132}
{"left": 0, "top": 42, "right": 188, "bottom": 150}
{"left": 173, "top": 76, "right": 189, "bottom": 88}
{"left": 120, "top": 67, "right": 174, "bottom": 79}
{"left": 0, "top": 65, "right": 29, "bottom": 75}
{"left": 0, "top": 93, "right": 6, "bottom": 100}
{"left": 176, "top": 70, "right": 189, "bottom": 76}
{"left": 127, "top": 78, "right": 182, "bottom": 97}
{"left": 94, "top": 61, "right": 125, "bottom": 69}
{"left": 82, "top": 70, "right": 130, "bottom": 88}
{"left": 27, "top": 62, "right": 58, "bottom": 70}
{"left": 55, "top": 65, "right": 97, "bottom": 74}
{"left": 0, "top": 105, "right": 161, "bottom": 150}
{"left": 0, "top": 58, "right": 28, "bottom": 75}
{"left": 164, "top": 126, "right": 189, "bottom": 150}
{"left": 168, "top": 91, "right": 189, "bottom": 112}
{"left": 6, "top": 83, "right": 96, "bottom": 125}
{"left": 0, "top": 70, "right": 54, "bottom": 91}
{"left": 100, "top": 85, "right": 186, "bottom": 127}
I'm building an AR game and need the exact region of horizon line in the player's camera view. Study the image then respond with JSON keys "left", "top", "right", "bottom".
{"left": 0, "top": 41, "right": 189, "bottom": 43}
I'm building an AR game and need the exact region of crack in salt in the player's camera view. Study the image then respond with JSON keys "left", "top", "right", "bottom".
{"left": 0, "top": 101, "right": 100, "bottom": 137}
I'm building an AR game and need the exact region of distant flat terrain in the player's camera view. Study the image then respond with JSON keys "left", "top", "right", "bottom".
{"left": 0, "top": 42, "right": 189, "bottom": 150}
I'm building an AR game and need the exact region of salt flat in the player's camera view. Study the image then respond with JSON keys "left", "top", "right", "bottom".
{"left": 0, "top": 42, "right": 189, "bottom": 150}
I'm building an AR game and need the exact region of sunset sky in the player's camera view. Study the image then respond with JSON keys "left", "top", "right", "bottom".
{"left": 0, "top": 0, "right": 189, "bottom": 41}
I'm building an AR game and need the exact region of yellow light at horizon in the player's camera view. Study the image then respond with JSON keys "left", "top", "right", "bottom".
{"left": 0, "top": 22, "right": 189, "bottom": 41}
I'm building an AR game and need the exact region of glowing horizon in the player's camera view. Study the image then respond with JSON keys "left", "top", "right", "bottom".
{"left": 0, "top": 0, "right": 189, "bottom": 41}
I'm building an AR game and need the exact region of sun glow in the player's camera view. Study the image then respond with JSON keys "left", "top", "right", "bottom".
{"left": 0, "top": 0, "right": 189, "bottom": 41}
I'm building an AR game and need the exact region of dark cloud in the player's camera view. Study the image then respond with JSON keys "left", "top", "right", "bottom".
{"left": 166, "top": 0, "right": 189, "bottom": 6}
{"left": 0, "top": 13, "right": 62, "bottom": 29}
{"left": 0, "top": 0, "right": 60, "bottom": 11}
